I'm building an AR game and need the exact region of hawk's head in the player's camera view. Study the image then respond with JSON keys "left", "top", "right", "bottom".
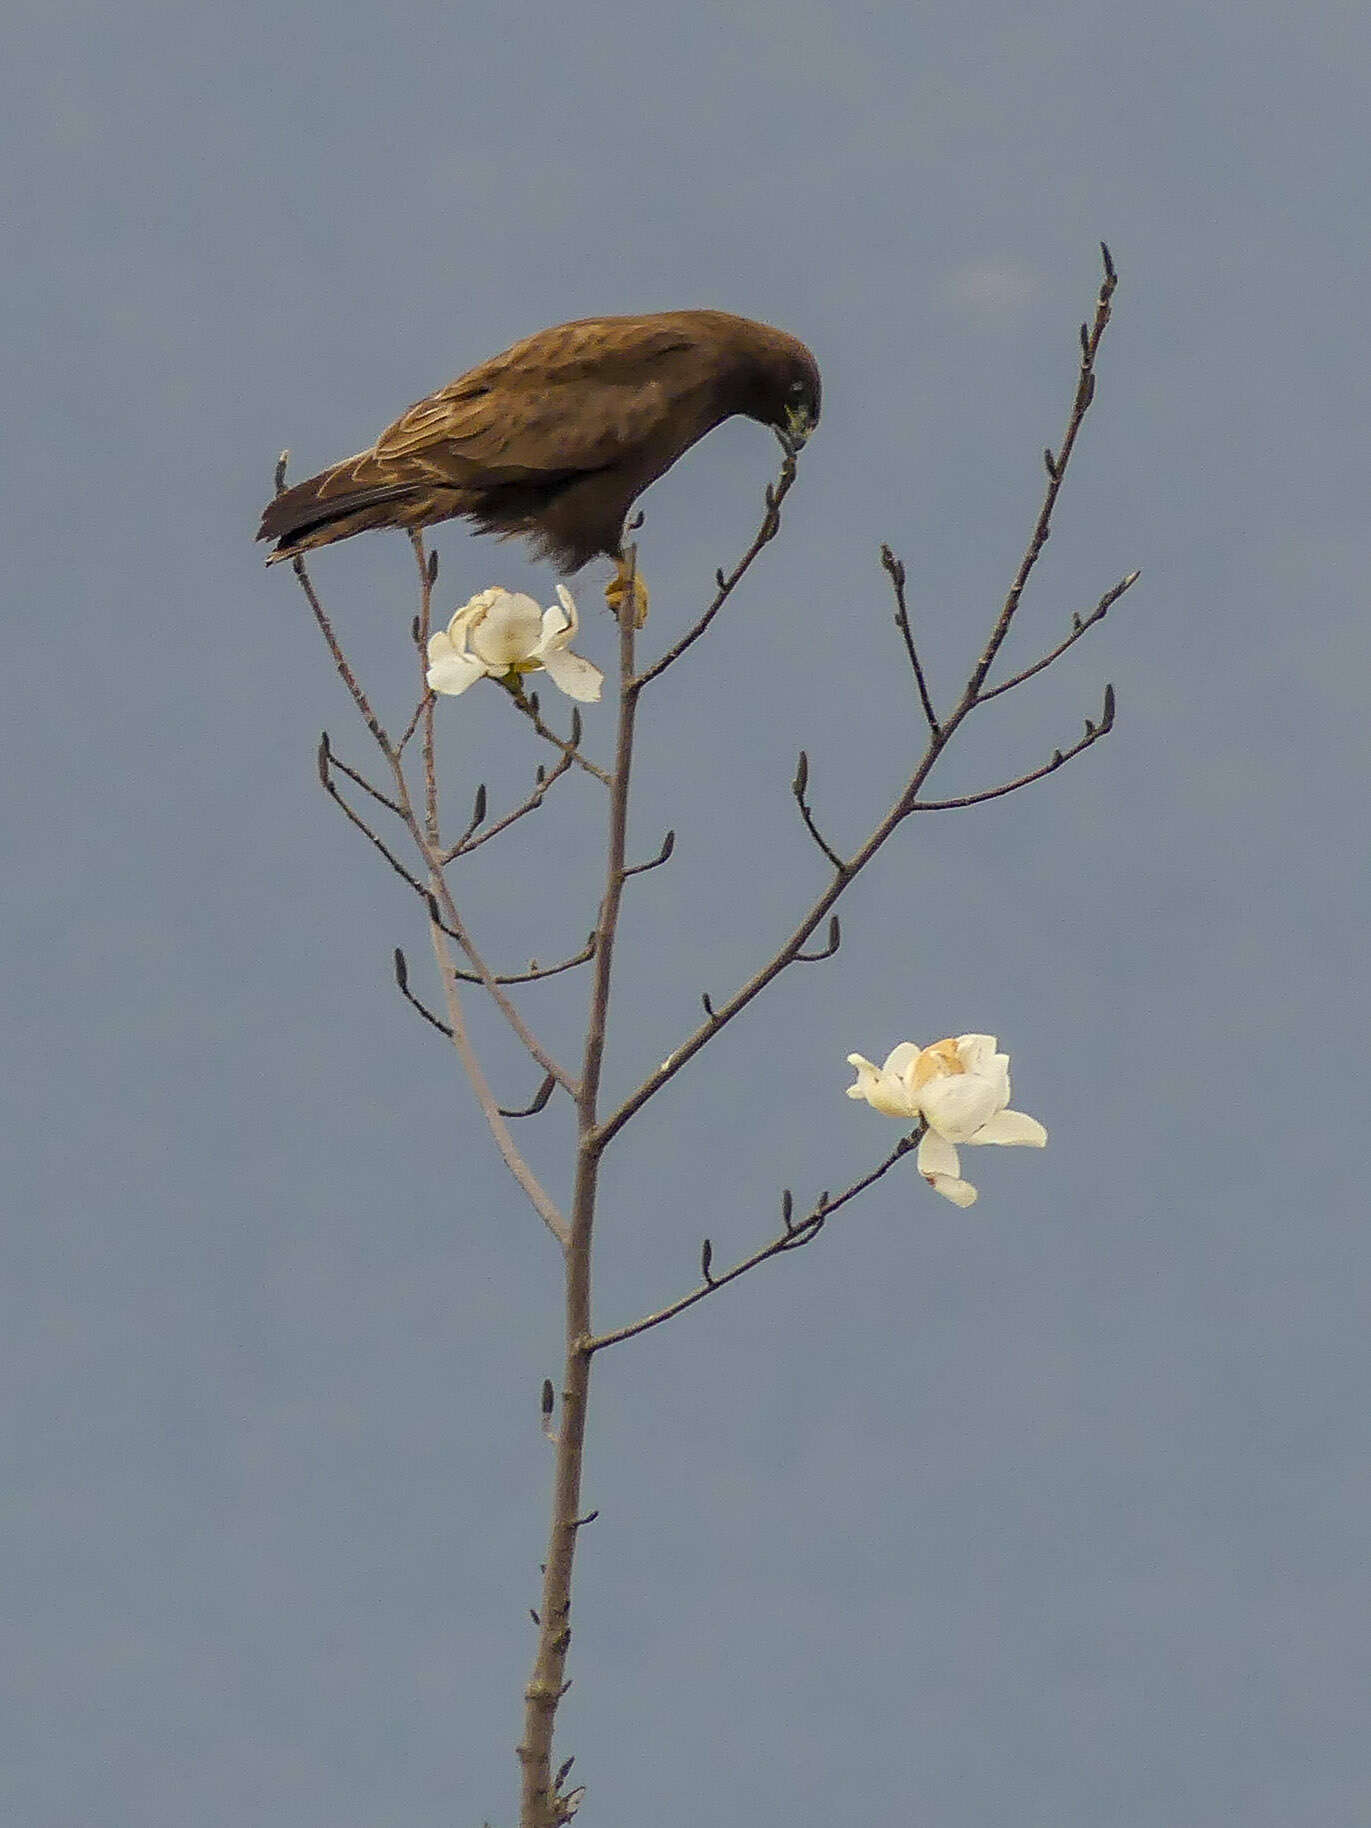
{"left": 780, "top": 357, "right": 822, "bottom": 448}
{"left": 734, "top": 324, "right": 822, "bottom": 450}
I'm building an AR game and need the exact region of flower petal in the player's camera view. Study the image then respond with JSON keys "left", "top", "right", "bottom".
{"left": 927, "top": 1172, "right": 978, "bottom": 1207}
{"left": 540, "top": 646, "right": 604, "bottom": 702}
{"left": 919, "top": 1071, "right": 1003, "bottom": 1142}
{"left": 881, "top": 1041, "right": 922, "bottom": 1077}
{"left": 954, "top": 1033, "right": 997, "bottom": 1071}
{"left": 469, "top": 591, "right": 543, "bottom": 666}
{"left": 972, "top": 1108, "right": 1047, "bottom": 1148}
{"left": 539, "top": 602, "right": 572, "bottom": 647}
{"left": 918, "top": 1130, "right": 975, "bottom": 1205}
{"left": 956, "top": 1034, "right": 1010, "bottom": 1104}
{"left": 445, "top": 588, "right": 503, "bottom": 654}
{"left": 426, "top": 647, "right": 489, "bottom": 695}
{"left": 846, "top": 1053, "right": 917, "bottom": 1117}
{"left": 555, "top": 584, "right": 580, "bottom": 633}
{"left": 917, "top": 1128, "right": 961, "bottom": 1181}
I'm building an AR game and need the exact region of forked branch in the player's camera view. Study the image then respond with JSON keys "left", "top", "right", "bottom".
{"left": 979, "top": 571, "right": 1138, "bottom": 703}
{"left": 594, "top": 244, "right": 1131, "bottom": 1157}
{"left": 914, "top": 683, "right": 1116, "bottom": 810}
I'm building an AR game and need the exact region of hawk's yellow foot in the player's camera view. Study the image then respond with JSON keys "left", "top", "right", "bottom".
{"left": 605, "top": 556, "right": 650, "bottom": 628}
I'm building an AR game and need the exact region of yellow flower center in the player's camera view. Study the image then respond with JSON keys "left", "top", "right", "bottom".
{"left": 911, "top": 1037, "right": 965, "bottom": 1090}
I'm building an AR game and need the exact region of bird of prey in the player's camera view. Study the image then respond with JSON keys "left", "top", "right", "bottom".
{"left": 257, "top": 309, "right": 820, "bottom": 620}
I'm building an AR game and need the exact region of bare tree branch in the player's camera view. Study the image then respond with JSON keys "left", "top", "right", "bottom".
{"left": 292, "top": 552, "right": 389, "bottom": 750}
{"left": 395, "top": 689, "right": 434, "bottom": 757}
{"left": 500, "top": 1072, "right": 557, "bottom": 1119}
{"left": 316, "top": 729, "right": 577, "bottom": 1097}
{"left": 410, "top": 532, "right": 441, "bottom": 845}
{"left": 584, "top": 1131, "right": 921, "bottom": 1353}
{"left": 593, "top": 246, "right": 1127, "bottom": 1157}
{"left": 634, "top": 435, "right": 801, "bottom": 688}
{"left": 425, "top": 884, "right": 577, "bottom": 1096}
{"left": 318, "top": 738, "right": 429, "bottom": 897}
{"left": 428, "top": 916, "right": 569, "bottom": 1249}
{"left": 590, "top": 746, "right": 927, "bottom": 1152}
{"left": 881, "top": 543, "right": 940, "bottom": 734}
{"left": 978, "top": 571, "right": 1139, "bottom": 704}
{"left": 392, "top": 945, "right": 453, "bottom": 1037}
{"left": 963, "top": 244, "right": 1118, "bottom": 704}
{"left": 519, "top": 553, "right": 643, "bottom": 1828}
{"left": 440, "top": 781, "right": 488, "bottom": 857}
{"left": 442, "top": 747, "right": 575, "bottom": 862}
{"left": 450, "top": 934, "right": 597, "bottom": 988}
{"left": 791, "top": 749, "right": 847, "bottom": 872}
{"left": 795, "top": 914, "right": 842, "bottom": 963}
{"left": 623, "top": 828, "right": 675, "bottom": 878}
{"left": 914, "top": 684, "right": 1116, "bottom": 810}
{"left": 320, "top": 739, "right": 406, "bottom": 817}
{"left": 507, "top": 692, "right": 611, "bottom": 785}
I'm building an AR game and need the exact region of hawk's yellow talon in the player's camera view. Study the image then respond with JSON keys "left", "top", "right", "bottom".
{"left": 605, "top": 558, "right": 650, "bottom": 628}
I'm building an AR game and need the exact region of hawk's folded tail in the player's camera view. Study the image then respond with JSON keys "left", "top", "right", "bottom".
{"left": 257, "top": 465, "right": 429, "bottom": 563}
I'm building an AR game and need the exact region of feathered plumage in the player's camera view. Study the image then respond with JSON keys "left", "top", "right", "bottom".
{"left": 257, "top": 310, "right": 820, "bottom": 572}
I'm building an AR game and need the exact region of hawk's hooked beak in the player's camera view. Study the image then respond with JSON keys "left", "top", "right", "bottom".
{"left": 781, "top": 401, "right": 816, "bottom": 449}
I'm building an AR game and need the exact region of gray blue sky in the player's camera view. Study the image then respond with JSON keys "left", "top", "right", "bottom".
{"left": 5, "top": 2, "right": 1369, "bottom": 1823}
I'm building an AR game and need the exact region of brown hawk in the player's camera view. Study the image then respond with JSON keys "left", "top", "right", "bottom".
{"left": 257, "top": 310, "right": 820, "bottom": 618}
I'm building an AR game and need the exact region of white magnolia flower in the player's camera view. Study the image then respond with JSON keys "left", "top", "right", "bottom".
{"left": 846, "top": 1033, "right": 1047, "bottom": 1208}
{"left": 426, "top": 586, "right": 603, "bottom": 702}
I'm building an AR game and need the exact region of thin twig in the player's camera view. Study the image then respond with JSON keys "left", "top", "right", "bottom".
{"left": 964, "top": 243, "right": 1117, "bottom": 704}
{"left": 914, "top": 685, "right": 1115, "bottom": 810}
{"left": 411, "top": 533, "right": 441, "bottom": 846}
{"left": 794, "top": 914, "right": 842, "bottom": 963}
{"left": 426, "top": 882, "right": 576, "bottom": 1095}
{"left": 396, "top": 689, "right": 434, "bottom": 757}
{"left": 792, "top": 750, "right": 847, "bottom": 872}
{"left": 591, "top": 763, "right": 914, "bottom": 1151}
{"left": 499, "top": 1072, "right": 557, "bottom": 1119}
{"left": 442, "top": 747, "right": 575, "bottom": 862}
{"left": 428, "top": 916, "right": 568, "bottom": 1248}
{"left": 977, "top": 571, "right": 1139, "bottom": 703}
{"left": 292, "top": 554, "right": 390, "bottom": 751}
{"left": 881, "top": 544, "right": 940, "bottom": 734}
{"left": 393, "top": 946, "right": 453, "bottom": 1037}
{"left": 585, "top": 1133, "right": 920, "bottom": 1353}
{"left": 318, "top": 743, "right": 428, "bottom": 897}
{"left": 319, "top": 739, "right": 581, "bottom": 1047}
{"left": 507, "top": 693, "right": 611, "bottom": 785}
{"left": 320, "top": 735, "right": 406, "bottom": 817}
{"left": 439, "top": 782, "right": 489, "bottom": 860}
{"left": 634, "top": 438, "right": 801, "bottom": 688}
{"left": 450, "top": 934, "right": 597, "bottom": 987}
{"left": 623, "top": 829, "right": 675, "bottom": 878}
{"left": 289, "top": 527, "right": 577, "bottom": 1130}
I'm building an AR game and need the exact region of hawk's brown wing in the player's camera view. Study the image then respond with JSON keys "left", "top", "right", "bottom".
{"left": 372, "top": 318, "right": 702, "bottom": 483}
{"left": 257, "top": 309, "right": 807, "bottom": 566}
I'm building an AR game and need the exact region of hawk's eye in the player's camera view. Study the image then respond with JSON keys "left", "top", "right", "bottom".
{"left": 787, "top": 378, "right": 807, "bottom": 398}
